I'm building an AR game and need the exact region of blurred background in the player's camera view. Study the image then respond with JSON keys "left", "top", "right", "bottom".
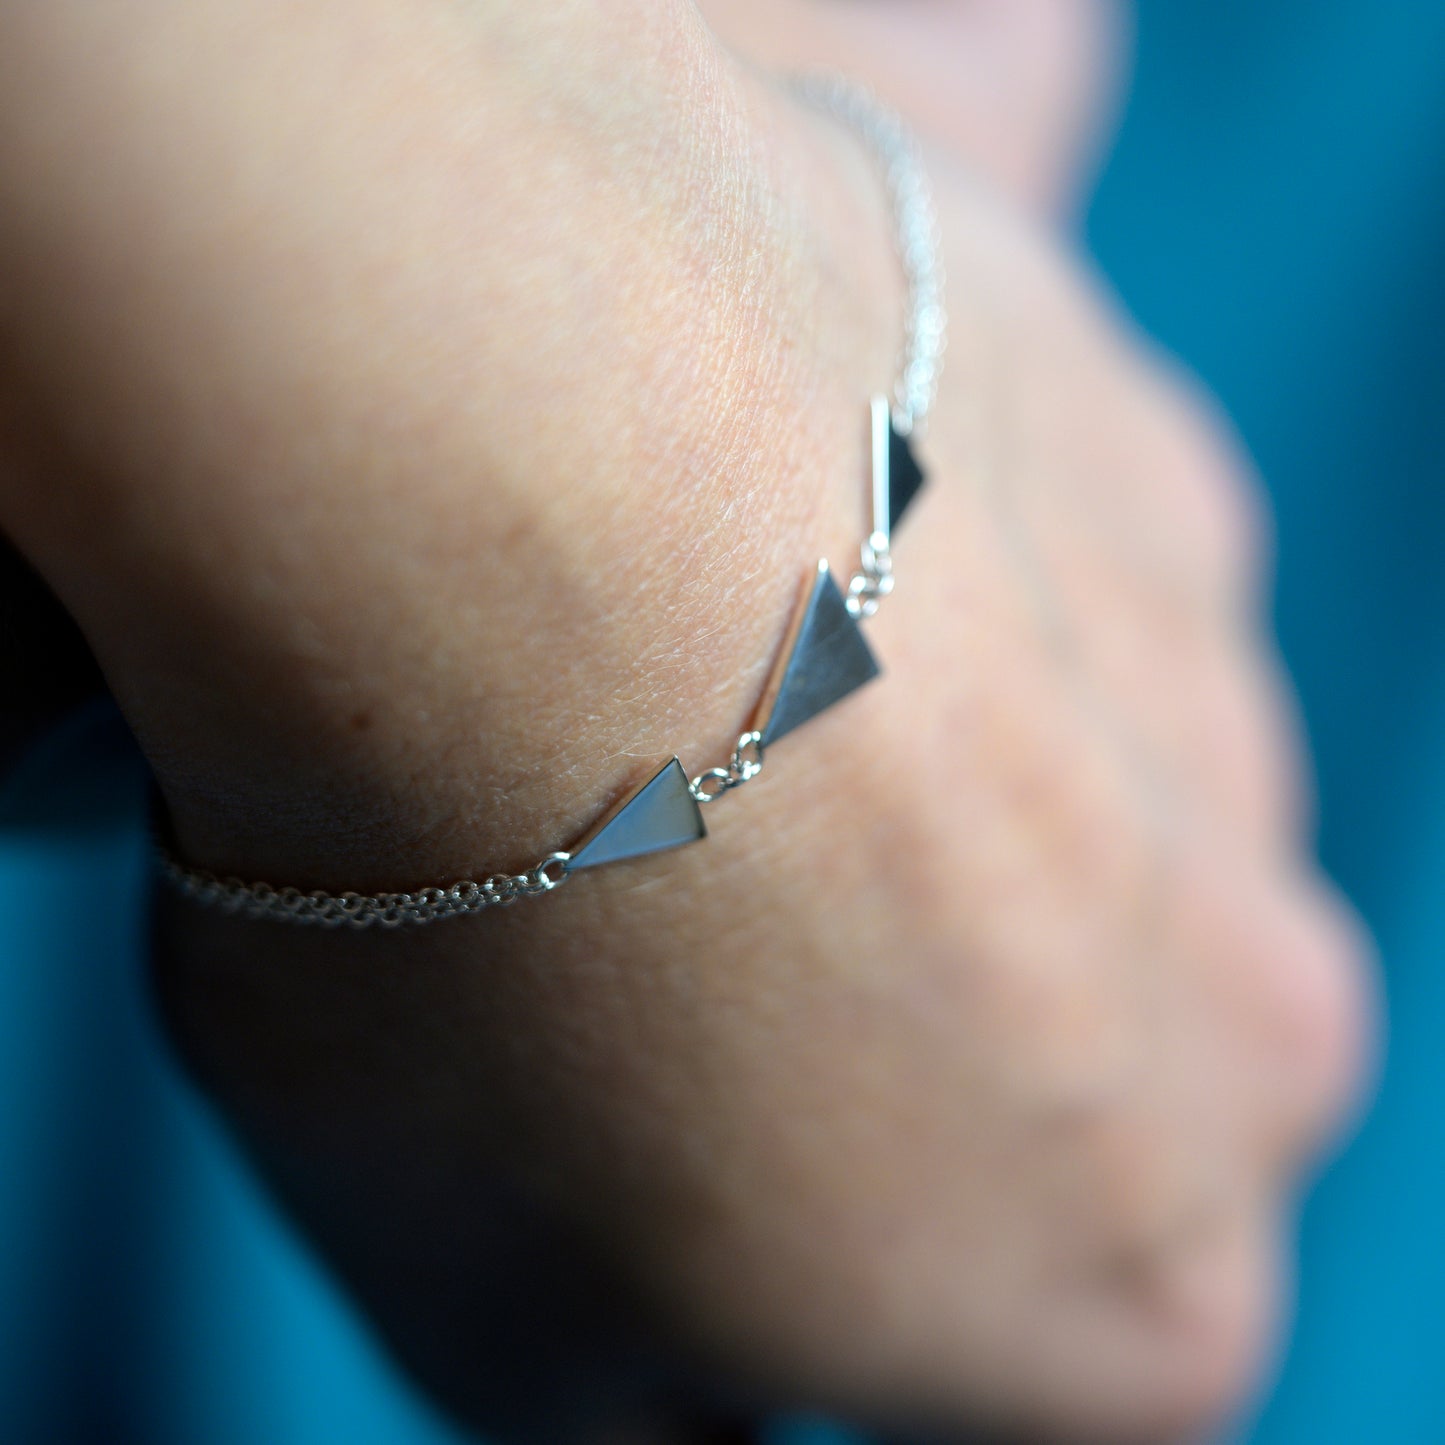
{"left": 2, "top": 3, "right": 1441, "bottom": 1441}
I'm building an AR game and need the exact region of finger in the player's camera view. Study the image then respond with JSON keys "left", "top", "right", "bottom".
{"left": 1165, "top": 835, "right": 1380, "bottom": 1182}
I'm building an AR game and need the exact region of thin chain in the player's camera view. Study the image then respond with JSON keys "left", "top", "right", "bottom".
{"left": 789, "top": 72, "right": 946, "bottom": 435}
{"left": 689, "top": 730, "right": 765, "bottom": 805}
{"left": 790, "top": 73, "right": 944, "bottom": 621}
{"left": 156, "top": 839, "right": 572, "bottom": 929}
{"left": 845, "top": 533, "right": 894, "bottom": 621}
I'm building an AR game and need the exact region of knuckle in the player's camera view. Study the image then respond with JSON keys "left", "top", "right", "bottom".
{"left": 1138, "top": 1211, "right": 1281, "bottom": 1443}
{"left": 1170, "top": 842, "right": 1377, "bottom": 1172}
{"left": 1183, "top": 636, "right": 1309, "bottom": 850}
{"left": 1064, "top": 1107, "right": 1194, "bottom": 1258}
{"left": 1025, "top": 1195, "right": 1281, "bottom": 1444}
{"left": 1266, "top": 885, "right": 1380, "bottom": 1160}
{"left": 1152, "top": 367, "right": 1272, "bottom": 598}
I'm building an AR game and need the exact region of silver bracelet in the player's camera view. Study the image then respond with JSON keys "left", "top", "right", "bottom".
{"left": 157, "top": 73, "right": 945, "bottom": 928}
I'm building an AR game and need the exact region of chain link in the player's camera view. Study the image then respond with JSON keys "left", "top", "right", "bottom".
{"left": 845, "top": 533, "right": 895, "bottom": 620}
{"left": 690, "top": 731, "right": 766, "bottom": 805}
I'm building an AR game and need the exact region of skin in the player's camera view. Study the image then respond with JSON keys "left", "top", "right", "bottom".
{"left": 0, "top": 2, "right": 1376, "bottom": 1441}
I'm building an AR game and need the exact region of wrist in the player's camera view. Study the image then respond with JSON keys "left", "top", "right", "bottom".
{"left": 130, "top": 63, "right": 915, "bottom": 894}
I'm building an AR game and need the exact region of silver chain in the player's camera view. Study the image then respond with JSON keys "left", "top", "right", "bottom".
{"left": 689, "top": 729, "right": 765, "bottom": 805}
{"left": 156, "top": 76, "right": 941, "bottom": 927}
{"left": 845, "top": 532, "right": 894, "bottom": 621}
{"left": 789, "top": 71, "right": 946, "bottom": 435}
{"left": 156, "top": 843, "right": 572, "bottom": 930}
{"left": 789, "top": 72, "right": 945, "bottom": 619}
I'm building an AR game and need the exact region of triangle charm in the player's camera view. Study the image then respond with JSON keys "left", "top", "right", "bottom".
{"left": 757, "top": 561, "right": 881, "bottom": 749}
{"left": 569, "top": 758, "right": 706, "bottom": 871}
{"left": 871, "top": 394, "right": 927, "bottom": 541}
{"left": 888, "top": 419, "right": 926, "bottom": 534}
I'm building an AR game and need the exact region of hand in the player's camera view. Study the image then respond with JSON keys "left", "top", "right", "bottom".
{"left": 0, "top": 3, "right": 1374, "bottom": 1441}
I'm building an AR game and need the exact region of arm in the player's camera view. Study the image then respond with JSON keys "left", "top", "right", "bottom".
{"left": 0, "top": 3, "right": 1373, "bottom": 1440}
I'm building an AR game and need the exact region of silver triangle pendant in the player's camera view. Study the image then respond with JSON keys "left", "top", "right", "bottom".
{"left": 568, "top": 757, "right": 707, "bottom": 871}
{"left": 871, "top": 394, "right": 927, "bottom": 543}
{"left": 757, "top": 560, "right": 881, "bottom": 749}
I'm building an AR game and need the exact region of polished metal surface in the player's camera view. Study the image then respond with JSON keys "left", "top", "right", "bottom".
{"left": 870, "top": 392, "right": 894, "bottom": 544}
{"left": 848, "top": 393, "right": 926, "bottom": 618}
{"left": 887, "top": 412, "right": 927, "bottom": 534}
{"left": 569, "top": 758, "right": 707, "bottom": 871}
{"left": 759, "top": 561, "right": 881, "bottom": 748}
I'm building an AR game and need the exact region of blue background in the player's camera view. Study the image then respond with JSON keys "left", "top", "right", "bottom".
{"left": 1091, "top": 5, "right": 1445, "bottom": 1437}
{"left": 2, "top": 3, "right": 1442, "bottom": 1440}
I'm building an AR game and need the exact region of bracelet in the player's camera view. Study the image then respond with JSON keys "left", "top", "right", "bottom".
{"left": 157, "top": 72, "right": 945, "bottom": 928}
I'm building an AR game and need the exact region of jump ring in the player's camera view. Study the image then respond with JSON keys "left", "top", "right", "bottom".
{"left": 691, "top": 768, "right": 733, "bottom": 803}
